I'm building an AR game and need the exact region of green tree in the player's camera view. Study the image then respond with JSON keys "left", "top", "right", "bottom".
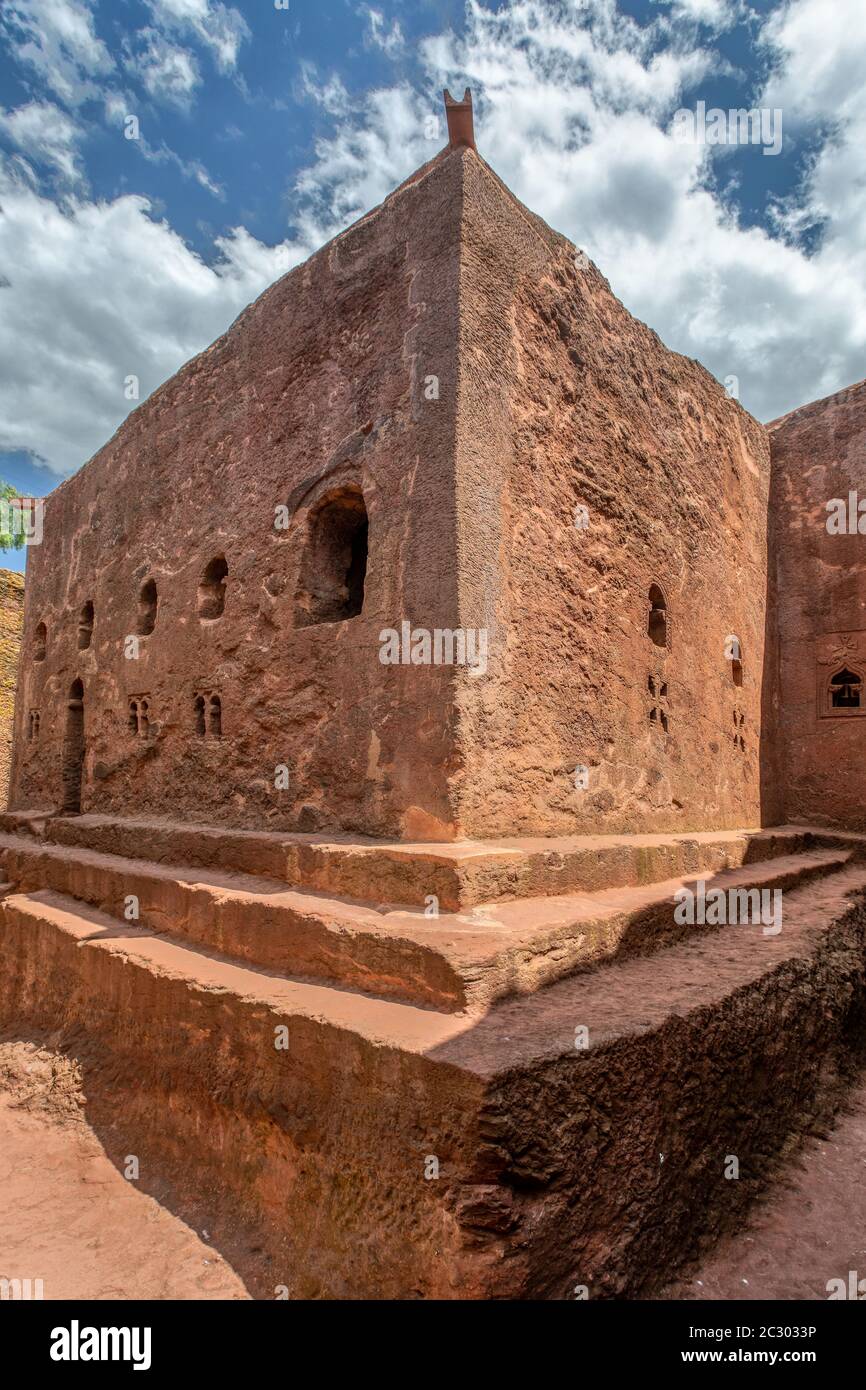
{"left": 0, "top": 481, "right": 26, "bottom": 550}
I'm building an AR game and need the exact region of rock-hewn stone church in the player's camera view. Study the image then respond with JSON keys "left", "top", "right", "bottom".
{"left": 1, "top": 92, "right": 865, "bottom": 1299}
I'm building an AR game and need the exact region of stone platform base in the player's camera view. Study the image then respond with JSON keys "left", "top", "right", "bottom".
{"left": 1, "top": 813, "right": 865, "bottom": 1297}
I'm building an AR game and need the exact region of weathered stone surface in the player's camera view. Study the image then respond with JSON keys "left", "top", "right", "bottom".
{"left": 451, "top": 155, "right": 775, "bottom": 837}
{"left": 0, "top": 569, "right": 23, "bottom": 807}
{"left": 9, "top": 139, "right": 778, "bottom": 842}
{"left": 10, "top": 148, "right": 465, "bottom": 839}
{"left": 1, "top": 853, "right": 863, "bottom": 1298}
{"left": 770, "top": 378, "right": 866, "bottom": 829}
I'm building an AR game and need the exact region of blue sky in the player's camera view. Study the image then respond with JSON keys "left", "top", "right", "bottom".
{"left": 1, "top": 0, "right": 865, "bottom": 572}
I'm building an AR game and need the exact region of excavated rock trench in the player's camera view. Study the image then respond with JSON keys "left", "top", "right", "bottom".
{"left": 3, "top": 822, "right": 866, "bottom": 1300}
{"left": 659, "top": 1074, "right": 866, "bottom": 1301}
{"left": 0, "top": 1040, "right": 248, "bottom": 1301}
{"left": 1, "top": 1030, "right": 865, "bottom": 1301}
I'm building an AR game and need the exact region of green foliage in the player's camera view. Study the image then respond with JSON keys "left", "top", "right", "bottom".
{"left": 0, "top": 481, "right": 26, "bottom": 551}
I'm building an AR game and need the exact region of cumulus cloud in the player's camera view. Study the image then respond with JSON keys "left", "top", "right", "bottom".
{"left": 295, "top": 0, "right": 866, "bottom": 422}
{"left": 300, "top": 64, "right": 351, "bottom": 117}
{"left": 4, "top": 0, "right": 866, "bottom": 478}
{"left": 0, "top": 101, "right": 86, "bottom": 187}
{"left": 123, "top": 29, "right": 202, "bottom": 109}
{"left": 144, "top": 0, "right": 250, "bottom": 74}
{"left": 296, "top": 0, "right": 861, "bottom": 422}
{"left": 0, "top": 161, "right": 305, "bottom": 474}
{"left": 295, "top": 85, "right": 433, "bottom": 236}
{"left": 1, "top": 0, "right": 114, "bottom": 107}
{"left": 362, "top": 7, "right": 407, "bottom": 57}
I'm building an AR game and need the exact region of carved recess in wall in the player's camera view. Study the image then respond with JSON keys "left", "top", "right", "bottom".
{"left": 816, "top": 631, "right": 866, "bottom": 719}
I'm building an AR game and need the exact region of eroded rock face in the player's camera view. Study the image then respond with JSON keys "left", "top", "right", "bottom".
{"left": 9, "top": 150, "right": 465, "bottom": 839}
{"left": 770, "top": 379, "right": 866, "bottom": 830}
{"left": 0, "top": 569, "right": 24, "bottom": 807}
{"left": 451, "top": 155, "right": 776, "bottom": 837}
{"left": 11, "top": 135, "right": 850, "bottom": 843}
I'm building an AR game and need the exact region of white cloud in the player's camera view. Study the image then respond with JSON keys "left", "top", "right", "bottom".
{"left": 0, "top": 159, "right": 305, "bottom": 474}
{"left": 5, "top": 0, "right": 866, "bottom": 480}
{"left": 294, "top": 85, "right": 432, "bottom": 237}
{"left": 123, "top": 29, "right": 201, "bottom": 110}
{"left": 294, "top": 0, "right": 866, "bottom": 422}
{"left": 300, "top": 64, "right": 351, "bottom": 117}
{"left": 144, "top": 0, "right": 250, "bottom": 74}
{"left": 1, "top": 0, "right": 114, "bottom": 107}
{"left": 450, "top": 0, "right": 866, "bottom": 418}
{"left": 659, "top": 0, "right": 744, "bottom": 32}
{"left": 0, "top": 101, "right": 85, "bottom": 186}
{"left": 762, "top": 0, "right": 866, "bottom": 129}
{"left": 363, "top": 7, "right": 407, "bottom": 58}
{"left": 139, "top": 138, "right": 225, "bottom": 198}
{"left": 96, "top": 94, "right": 224, "bottom": 197}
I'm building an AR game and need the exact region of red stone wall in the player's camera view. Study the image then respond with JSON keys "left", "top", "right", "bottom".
{"left": 770, "top": 379, "right": 866, "bottom": 829}
{"left": 0, "top": 569, "right": 24, "bottom": 808}
{"left": 451, "top": 152, "right": 779, "bottom": 837}
{"left": 9, "top": 144, "right": 785, "bottom": 842}
{"left": 9, "top": 151, "right": 466, "bottom": 838}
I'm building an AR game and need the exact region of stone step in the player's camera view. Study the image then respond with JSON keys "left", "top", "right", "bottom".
{"left": 0, "top": 830, "right": 851, "bottom": 1013}
{"left": 1, "top": 863, "right": 864, "bottom": 1297}
{"left": 0, "top": 810, "right": 860, "bottom": 908}
{"left": 0, "top": 832, "right": 464, "bottom": 1012}
{"left": 0, "top": 809, "right": 51, "bottom": 838}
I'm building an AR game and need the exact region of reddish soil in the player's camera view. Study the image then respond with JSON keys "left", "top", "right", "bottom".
{"left": 660, "top": 1073, "right": 866, "bottom": 1301}
{"left": 0, "top": 1040, "right": 248, "bottom": 1300}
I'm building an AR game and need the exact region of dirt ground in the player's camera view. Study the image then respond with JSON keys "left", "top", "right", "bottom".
{"left": 659, "top": 1072, "right": 866, "bottom": 1301}
{"left": 0, "top": 1040, "right": 248, "bottom": 1300}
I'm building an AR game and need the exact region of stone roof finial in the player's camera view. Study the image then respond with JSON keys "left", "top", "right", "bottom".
{"left": 444, "top": 88, "right": 475, "bottom": 151}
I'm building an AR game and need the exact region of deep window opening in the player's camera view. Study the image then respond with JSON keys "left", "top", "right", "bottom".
{"left": 197, "top": 556, "right": 228, "bottom": 620}
{"left": 78, "top": 600, "right": 94, "bottom": 650}
{"left": 648, "top": 585, "right": 667, "bottom": 648}
{"left": 830, "top": 667, "right": 862, "bottom": 709}
{"left": 62, "top": 679, "right": 85, "bottom": 813}
{"left": 295, "top": 487, "right": 368, "bottom": 628}
{"left": 34, "top": 622, "right": 47, "bottom": 663}
{"left": 137, "top": 578, "right": 158, "bottom": 636}
{"left": 194, "top": 695, "right": 206, "bottom": 737}
{"left": 208, "top": 695, "right": 222, "bottom": 737}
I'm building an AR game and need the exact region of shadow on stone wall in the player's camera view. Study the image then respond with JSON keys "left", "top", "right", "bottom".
{"left": 0, "top": 570, "right": 24, "bottom": 809}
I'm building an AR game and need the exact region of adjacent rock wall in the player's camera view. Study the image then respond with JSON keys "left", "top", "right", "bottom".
{"left": 451, "top": 152, "right": 778, "bottom": 837}
{"left": 0, "top": 570, "right": 24, "bottom": 808}
{"left": 770, "top": 379, "right": 866, "bottom": 829}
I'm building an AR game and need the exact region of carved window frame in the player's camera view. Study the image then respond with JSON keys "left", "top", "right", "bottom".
{"left": 818, "top": 663, "right": 866, "bottom": 719}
